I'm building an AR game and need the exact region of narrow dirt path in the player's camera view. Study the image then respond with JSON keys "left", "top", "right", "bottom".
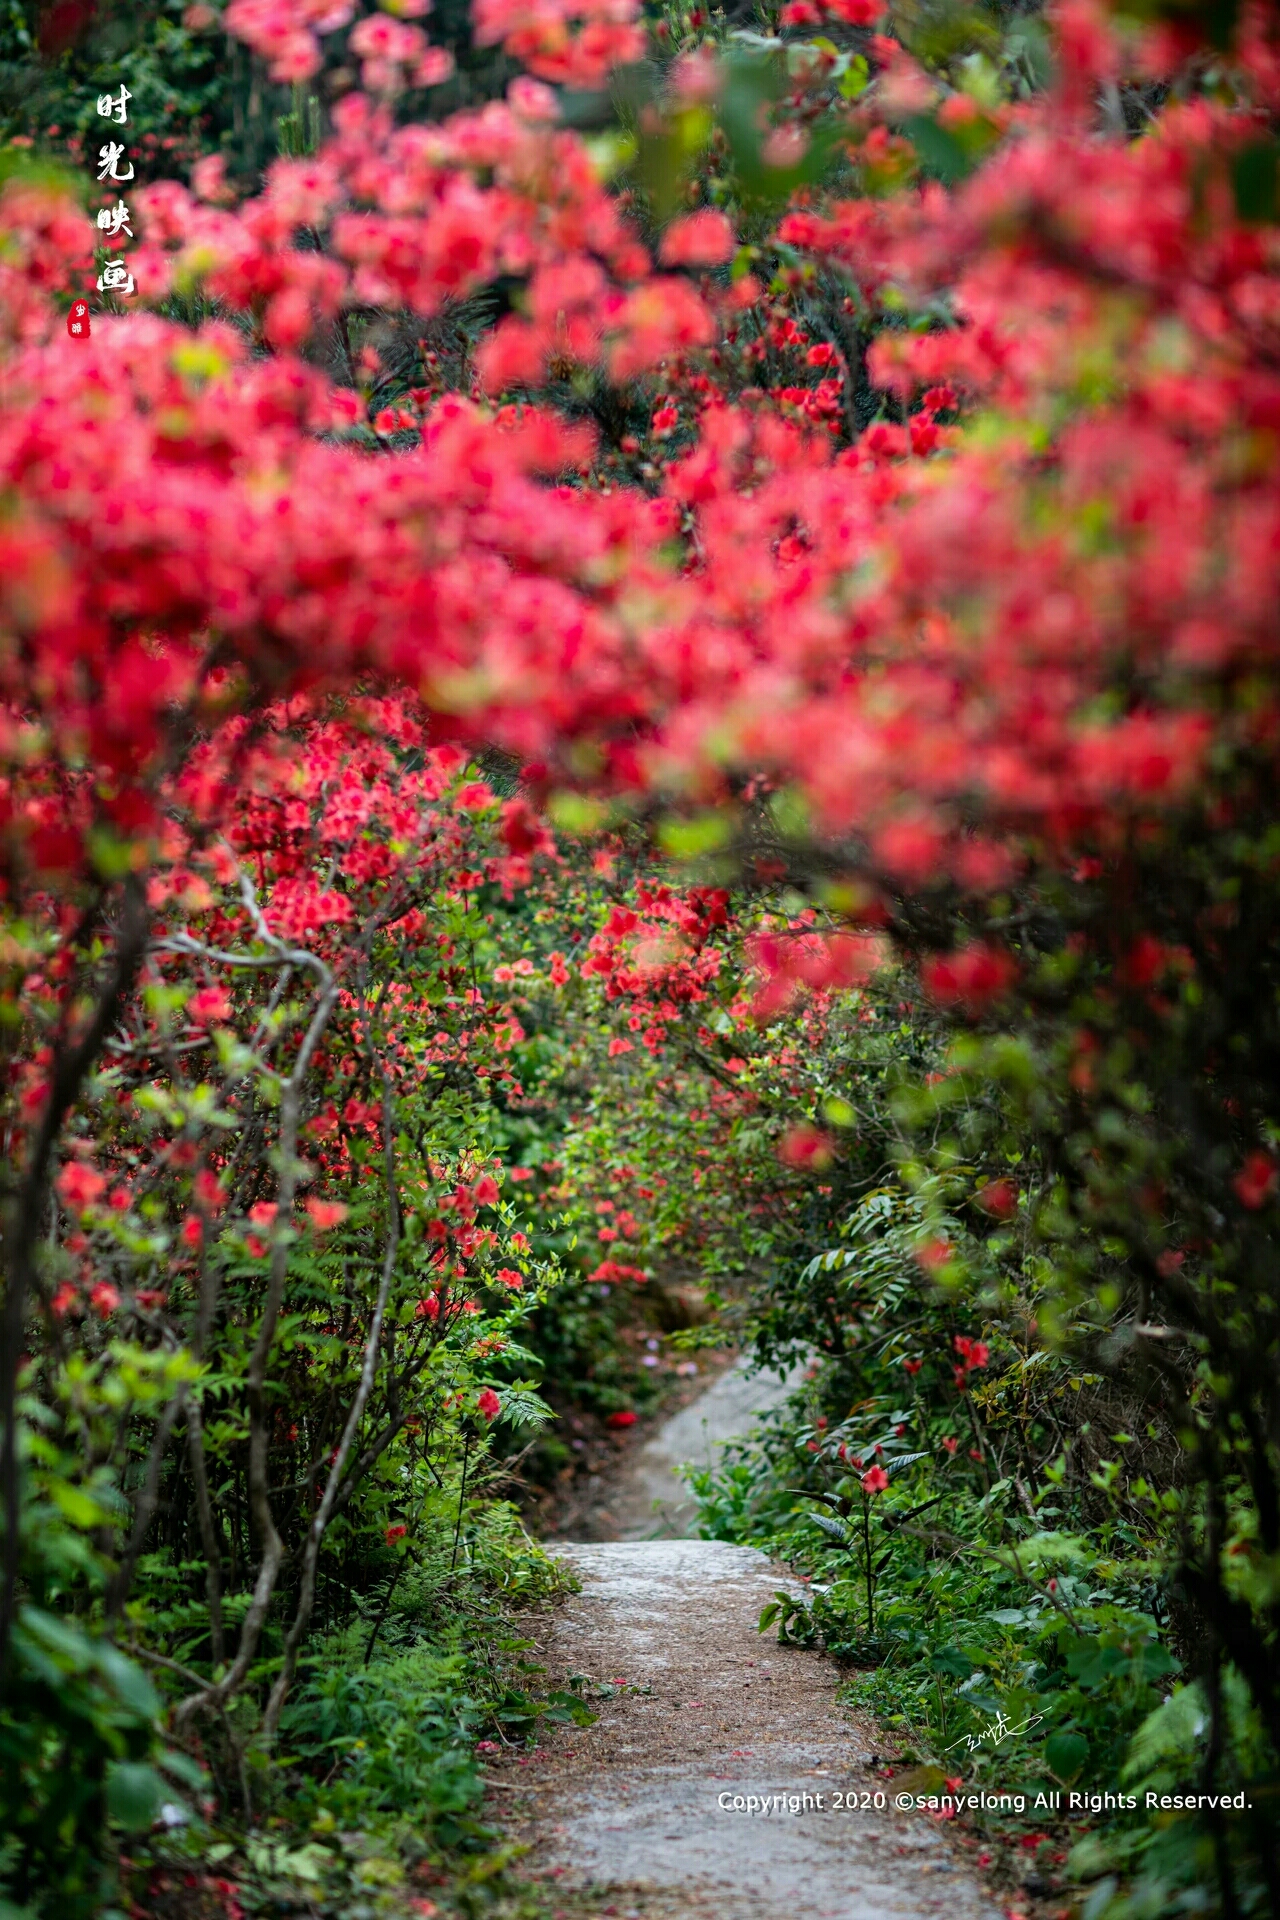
{"left": 491, "top": 1373, "right": 1002, "bottom": 1920}
{"left": 567, "top": 1358, "right": 808, "bottom": 1541}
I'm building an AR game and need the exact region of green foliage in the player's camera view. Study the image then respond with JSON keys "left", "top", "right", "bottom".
{"left": 0, "top": 1402, "right": 186, "bottom": 1919}
{"left": 104, "top": 1512, "right": 577, "bottom": 1918}
{"left": 681, "top": 1125, "right": 1277, "bottom": 1918}
{"left": 0, "top": 0, "right": 232, "bottom": 177}
{"left": 0, "top": 728, "right": 602, "bottom": 1915}
{"left": 278, "top": 1648, "right": 489, "bottom": 1837}
{"left": 595, "top": 923, "right": 1270, "bottom": 1912}
{"left": 0, "top": 1605, "right": 167, "bottom": 1918}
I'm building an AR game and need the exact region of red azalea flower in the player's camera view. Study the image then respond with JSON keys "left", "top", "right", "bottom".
{"left": 1233, "top": 1151, "right": 1277, "bottom": 1210}
{"left": 57, "top": 1162, "right": 105, "bottom": 1211}
{"left": 305, "top": 1197, "right": 349, "bottom": 1232}
{"left": 976, "top": 1179, "right": 1017, "bottom": 1218}
{"left": 778, "top": 1124, "right": 835, "bottom": 1169}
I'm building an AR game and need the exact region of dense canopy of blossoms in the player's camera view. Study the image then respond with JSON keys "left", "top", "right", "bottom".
{"left": 4, "top": 0, "right": 1280, "bottom": 936}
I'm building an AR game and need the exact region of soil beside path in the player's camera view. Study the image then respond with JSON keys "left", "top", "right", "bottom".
{"left": 489, "top": 1368, "right": 1002, "bottom": 1920}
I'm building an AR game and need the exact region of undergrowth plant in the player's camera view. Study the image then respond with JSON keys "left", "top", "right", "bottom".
{"left": 682, "top": 1126, "right": 1278, "bottom": 1917}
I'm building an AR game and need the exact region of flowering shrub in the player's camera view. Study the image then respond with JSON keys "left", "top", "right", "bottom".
{"left": 0, "top": 693, "right": 576, "bottom": 1910}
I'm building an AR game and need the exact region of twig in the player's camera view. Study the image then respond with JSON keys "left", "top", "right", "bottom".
{"left": 262, "top": 1061, "right": 402, "bottom": 1741}
{"left": 176, "top": 886, "right": 338, "bottom": 1726}
{"left": 130, "top": 1644, "right": 253, "bottom": 1818}
{"left": 106, "top": 1378, "right": 187, "bottom": 1621}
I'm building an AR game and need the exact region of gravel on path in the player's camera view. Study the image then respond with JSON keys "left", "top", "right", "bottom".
{"left": 486, "top": 1538, "right": 1003, "bottom": 1920}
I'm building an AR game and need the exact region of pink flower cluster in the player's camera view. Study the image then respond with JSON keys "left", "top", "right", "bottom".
{"left": 223, "top": 0, "right": 356, "bottom": 81}
{"left": 472, "top": 0, "right": 645, "bottom": 84}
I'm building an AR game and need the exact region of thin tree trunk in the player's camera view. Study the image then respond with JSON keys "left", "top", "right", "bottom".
{"left": 0, "top": 877, "right": 148, "bottom": 1678}
{"left": 106, "top": 1385, "right": 187, "bottom": 1621}
{"left": 186, "top": 1400, "right": 226, "bottom": 1666}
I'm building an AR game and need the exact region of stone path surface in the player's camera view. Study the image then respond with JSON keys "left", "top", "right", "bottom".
{"left": 577, "top": 1358, "right": 809, "bottom": 1541}
{"left": 490, "top": 1368, "right": 1002, "bottom": 1920}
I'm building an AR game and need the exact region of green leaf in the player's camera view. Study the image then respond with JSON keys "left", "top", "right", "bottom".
{"left": 1044, "top": 1729, "right": 1089, "bottom": 1783}
{"left": 809, "top": 1511, "right": 853, "bottom": 1546}
{"left": 903, "top": 113, "right": 975, "bottom": 185}
{"left": 658, "top": 813, "right": 732, "bottom": 858}
{"left": 17, "top": 1605, "right": 95, "bottom": 1673}
{"left": 838, "top": 55, "right": 869, "bottom": 98}
{"left": 159, "top": 1747, "right": 208, "bottom": 1790}
{"left": 96, "top": 1643, "right": 162, "bottom": 1720}
{"left": 1233, "top": 139, "right": 1279, "bottom": 224}
{"left": 584, "top": 131, "right": 637, "bottom": 182}
{"left": 86, "top": 828, "right": 138, "bottom": 881}
{"left": 489, "top": 1385, "right": 552, "bottom": 1430}
{"left": 48, "top": 1479, "right": 113, "bottom": 1530}
{"left": 718, "top": 47, "right": 840, "bottom": 206}
{"left": 106, "top": 1762, "right": 166, "bottom": 1831}
{"left": 547, "top": 791, "right": 609, "bottom": 835}
{"left": 1120, "top": 1685, "right": 1208, "bottom": 1784}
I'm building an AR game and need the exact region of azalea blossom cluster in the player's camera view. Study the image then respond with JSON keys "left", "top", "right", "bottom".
{"left": 13, "top": 683, "right": 560, "bottom": 1743}
{"left": 473, "top": 0, "right": 646, "bottom": 85}
{"left": 4, "top": 2, "right": 1279, "bottom": 1304}
{"left": 223, "top": 0, "right": 362, "bottom": 82}
{"left": 38, "top": 692, "right": 557, "bottom": 1326}
{"left": 6, "top": 1, "right": 1276, "bottom": 952}
{"left": 121, "top": 92, "right": 724, "bottom": 374}
{"left": 0, "top": 317, "right": 652, "bottom": 896}
{"left": 548, "top": 875, "right": 902, "bottom": 1288}
{"left": 577, "top": 884, "right": 730, "bottom": 1056}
